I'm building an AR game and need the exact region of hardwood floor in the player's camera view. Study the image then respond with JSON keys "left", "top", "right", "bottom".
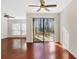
{"left": 1, "top": 38, "right": 76, "bottom": 59}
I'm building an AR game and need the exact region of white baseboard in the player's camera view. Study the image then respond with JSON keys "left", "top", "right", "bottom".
{"left": 27, "top": 41, "right": 33, "bottom": 43}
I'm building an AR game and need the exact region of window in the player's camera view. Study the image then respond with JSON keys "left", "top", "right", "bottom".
{"left": 8, "top": 20, "right": 26, "bottom": 36}
{"left": 12, "top": 23, "right": 21, "bottom": 35}
{"left": 10, "top": 22, "right": 26, "bottom": 36}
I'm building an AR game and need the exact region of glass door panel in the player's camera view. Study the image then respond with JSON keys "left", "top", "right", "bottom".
{"left": 44, "top": 18, "right": 54, "bottom": 41}
{"left": 33, "top": 18, "right": 44, "bottom": 42}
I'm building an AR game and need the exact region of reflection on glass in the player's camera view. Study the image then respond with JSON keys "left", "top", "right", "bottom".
{"left": 33, "top": 18, "right": 54, "bottom": 42}
{"left": 34, "top": 18, "right": 43, "bottom": 42}
{"left": 44, "top": 18, "right": 54, "bottom": 41}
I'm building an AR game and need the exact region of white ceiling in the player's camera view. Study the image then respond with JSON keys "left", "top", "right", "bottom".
{"left": 1, "top": 0, "right": 72, "bottom": 19}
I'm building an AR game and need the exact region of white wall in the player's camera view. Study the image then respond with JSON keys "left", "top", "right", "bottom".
{"left": 60, "top": 0, "right": 77, "bottom": 57}
{"left": 1, "top": 14, "right": 8, "bottom": 39}
{"left": 1, "top": 0, "right": 27, "bottom": 19}
{"left": 26, "top": 13, "right": 60, "bottom": 42}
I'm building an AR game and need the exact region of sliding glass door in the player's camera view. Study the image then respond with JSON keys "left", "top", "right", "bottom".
{"left": 44, "top": 18, "right": 54, "bottom": 41}
{"left": 33, "top": 18, "right": 54, "bottom": 42}
{"left": 33, "top": 18, "right": 44, "bottom": 42}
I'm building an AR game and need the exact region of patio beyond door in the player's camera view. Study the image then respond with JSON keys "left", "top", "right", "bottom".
{"left": 33, "top": 18, "right": 54, "bottom": 42}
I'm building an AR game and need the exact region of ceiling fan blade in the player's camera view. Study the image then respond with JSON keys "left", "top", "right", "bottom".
{"left": 45, "top": 8, "right": 50, "bottom": 11}
{"left": 4, "top": 14, "right": 14, "bottom": 18}
{"left": 28, "top": 5, "right": 40, "bottom": 7}
{"left": 9, "top": 16, "right": 15, "bottom": 18}
{"left": 37, "top": 8, "right": 41, "bottom": 12}
{"left": 45, "top": 5, "right": 57, "bottom": 7}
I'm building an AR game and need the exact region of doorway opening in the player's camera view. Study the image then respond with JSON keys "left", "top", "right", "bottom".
{"left": 33, "top": 18, "right": 55, "bottom": 42}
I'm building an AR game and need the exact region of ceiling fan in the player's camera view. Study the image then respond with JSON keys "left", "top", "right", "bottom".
{"left": 28, "top": 0, "right": 57, "bottom": 12}
{"left": 4, "top": 13, "right": 15, "bottom": 18}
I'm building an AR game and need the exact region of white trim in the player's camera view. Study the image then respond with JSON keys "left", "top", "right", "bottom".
{"left": 1, "top": 36, "right": 8, "bottom": 39}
